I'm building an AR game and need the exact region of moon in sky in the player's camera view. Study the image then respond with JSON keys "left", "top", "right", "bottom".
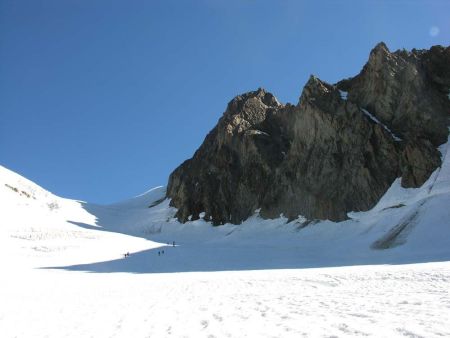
{"left": 429, "top": 26, "right": 440, "bottom": 37}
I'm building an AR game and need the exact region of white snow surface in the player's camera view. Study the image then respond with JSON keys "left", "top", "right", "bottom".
{"left": 339, "top": 89, "right": 348, "bottom": 100}
{"left": 1, "top": 135, "right": 450, "bottom": 337}
{"left": 361, "top": 108, "right": 402, "bottom": 141}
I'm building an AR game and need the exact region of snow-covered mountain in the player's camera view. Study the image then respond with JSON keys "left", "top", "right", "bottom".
{"left": 0, "top": 165, "right": 163, "bottom": 269}
{"left": 1, "top": 134, "right": 450, "bottom": 337}
{"left": 2, "top": 131, "right": 450, "bottom": 272}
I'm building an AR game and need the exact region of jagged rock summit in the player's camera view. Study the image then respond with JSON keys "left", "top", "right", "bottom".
{"left": 167, "top": 43, "right": 450, "bottom": 225}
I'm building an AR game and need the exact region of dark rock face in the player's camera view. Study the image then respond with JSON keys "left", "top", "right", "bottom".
{"left": 167, "top": 43, "right": 450, "bottom": 225}
{"left": 337, "top": 43, "right": 450, "bottom": 187}
{"left": 260, "top": 77, "right": 400, "bottom": 221}
{"left": 167, "top": 89, "right": 286, "bottom": 224}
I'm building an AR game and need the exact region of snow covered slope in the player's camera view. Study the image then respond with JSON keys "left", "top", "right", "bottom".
{"left": 1, "top": 136, "right": 450, "bottom": 337}
{"left": 2, "top": 135, "right": 450, "bottom": 270}
{"left": 0, "top": 166, "right": 163, "bottom": 268}
{"left": 68, "top": 135, "right": 450, "bottom": 273}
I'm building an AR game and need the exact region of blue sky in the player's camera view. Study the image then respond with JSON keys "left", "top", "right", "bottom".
{"left": 1, "top": 0, "right": 449, "bottom": 203}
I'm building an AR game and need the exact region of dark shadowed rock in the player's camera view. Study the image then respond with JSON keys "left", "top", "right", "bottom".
{"left": 167, "top": 88, "right": 286, "bottom": 225}
{"left": 337, "top": 43, "right": 449, "bottom": 187}
{"left": 167, "top": 43, "right": 450, "bottom": 225}
{"left": 337, "top": 42, "right": 449, "bottom": 145}
{"left": 260, "top": 76, "right": 400, "bottom": 221}
{"left": 400, "top": 139, "right": 442, "bottom": 187}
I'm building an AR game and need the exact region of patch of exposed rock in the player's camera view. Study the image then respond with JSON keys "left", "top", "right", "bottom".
{"left": 167, "top": 43, "right": 450, "bottom": 225}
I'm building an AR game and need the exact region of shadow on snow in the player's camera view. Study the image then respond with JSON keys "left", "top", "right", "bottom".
{"left": 40, "top": 199, "right": 450, "bottom": 274}
{"left": 41, "top": 239, "right": 450, "bottom": 274}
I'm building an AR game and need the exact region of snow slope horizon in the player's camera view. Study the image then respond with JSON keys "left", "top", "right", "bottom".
{"left": 59, "top": 132, "right": 450, "bottom": 272}
{"left": 1, "top": 133, "right": 450, "bottom": 273}
{"left": 2, "top": 138, "right": 450, "bottom": 338}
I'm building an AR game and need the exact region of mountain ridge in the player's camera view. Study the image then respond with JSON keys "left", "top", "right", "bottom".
{"left": 167, "top": 42, "right": 450, "bottom": 225}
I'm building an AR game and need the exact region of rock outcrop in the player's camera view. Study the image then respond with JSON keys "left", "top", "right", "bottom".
{"left": 166, "top": 43, "right": 450, "bottom": 225}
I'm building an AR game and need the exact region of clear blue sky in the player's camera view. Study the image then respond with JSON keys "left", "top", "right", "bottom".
{"left": 1, "top": 0, "right": 449, "bottom": 203}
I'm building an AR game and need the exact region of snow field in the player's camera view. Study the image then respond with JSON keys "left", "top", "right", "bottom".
{"left": 1, "top": 133, "right": 450, "bottom": 337}
{"left": 1, "top": 263, "right": 449, "bottom": 337}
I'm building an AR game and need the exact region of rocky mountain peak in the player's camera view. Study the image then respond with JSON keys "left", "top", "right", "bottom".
{"left": 300, "top": 75, "right": 334, "bottom": 100}
{"left": 216, "top": 88, "right": 282, "bottom": 145}
{"left": 166, "top": 43, "right": 449, "bottom": 225}
{"left": 299, "top": 75, "right": 341, "bottom": 114}
{"left": 343, "top": 43, "right": 449, "bottom": 146}
{"left": 225, "top": 87, "right": 281, "bottom": 118}
{"left": 369, "top": 41, "right": 390, "bottom": 58}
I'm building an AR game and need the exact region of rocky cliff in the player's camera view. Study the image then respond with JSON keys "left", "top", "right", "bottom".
{"left": 166, "top": 43, "right": 450, "bottom": 225}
